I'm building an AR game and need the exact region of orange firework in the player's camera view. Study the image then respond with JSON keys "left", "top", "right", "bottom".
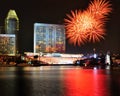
{"left": 88, "top": 0, "right": 112, "bottom": 19}
{"left": 64, "top": 0, "right": 112, "bottom": 46}
{"left": 64, "top": 10, "right": 89, "bottom": 45}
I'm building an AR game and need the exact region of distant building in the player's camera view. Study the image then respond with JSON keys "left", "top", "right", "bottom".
{"left": 34, "top": 23, "right": 65, "bottom": 53}
{"left": 0, "top": 9, "right": 19, "bottom": 55}
{"left": 5, "top": 9, "right": 19, "bottom": 54}
{"left": 0, "top": 34, "right": 16, "bottom": 55}
{"left": 5, "top": 9, "right": 19, "bottom": 34}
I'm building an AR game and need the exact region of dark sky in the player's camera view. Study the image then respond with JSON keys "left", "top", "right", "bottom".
{"left": 0, "top": 0, "right": 120, "bottom": 54}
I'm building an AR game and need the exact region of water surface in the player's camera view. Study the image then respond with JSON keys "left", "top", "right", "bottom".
{"left": 0, "top": 66, "right": 120, "bottom": 96}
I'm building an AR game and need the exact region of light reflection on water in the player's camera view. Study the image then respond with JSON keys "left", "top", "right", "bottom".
{"left": 63, "top": 68, "right": 111, "bottom": 96}
{"left": 0, "top": 66, "right": 120, "bottom": 96}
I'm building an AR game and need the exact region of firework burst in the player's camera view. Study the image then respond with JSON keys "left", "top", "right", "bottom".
{"left": 64, "top": 0, "right": 112, "bottom": 46}
{"left": 88, "top": 0, "right": 112, "bottom": 18}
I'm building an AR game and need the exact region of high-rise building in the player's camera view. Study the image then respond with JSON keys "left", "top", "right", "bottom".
{"left": 0, "top": 9, "right": 19, "bottom": 55}
{"left": 5, "top": 9, "right": 19, "bottom": 34}
{"left": 0, "top": 34, "right": 16, "bottom": 55}
{"left": 5, "top": 9, "right": 19, "bottom": 54}
{"left": 34, "top": 23, "right": 65, "bottom": 53}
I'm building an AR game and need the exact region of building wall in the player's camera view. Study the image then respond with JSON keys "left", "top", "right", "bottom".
{"left": 0, "top": 34, "right": 16, "bottom": 55}
{"left": 5, "top": 19, "right": 18, "bottom": 34}
{"left": 34, "top": 23, "right": 65, "bottom": 53}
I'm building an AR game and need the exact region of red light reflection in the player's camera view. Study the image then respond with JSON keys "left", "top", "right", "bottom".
{"left": 63, "top": 69, "right": 111, "bottom": 96}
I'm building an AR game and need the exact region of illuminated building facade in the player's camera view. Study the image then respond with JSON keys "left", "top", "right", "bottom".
{"left": 5, "top": 9, "right": 19, "bottom": 34}
{"left": 5, "top": 9, "right": 19, "bottom": 54}
{"left": 34, "top": 23, "right": 65, "bottom": 53}
{"left": 0, "top": 9, "right": 19, "bottom": 55}
{"left": 0, "top": 34, "right": 16, "bottom": 55}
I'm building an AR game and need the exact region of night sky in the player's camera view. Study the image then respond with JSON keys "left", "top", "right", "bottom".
{"left": 0, "top": 0, "right": 120, "bottom": 54}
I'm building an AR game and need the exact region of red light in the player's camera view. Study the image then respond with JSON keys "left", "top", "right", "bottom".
{"left": 63, "top": 69, "right": 111, "bottom": 96}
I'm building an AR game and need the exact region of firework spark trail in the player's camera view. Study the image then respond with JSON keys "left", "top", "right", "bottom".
{"left": 64, "top": 0, "right": 112, "bottom": 46}
{"left": 88, "top": 0, "right": 112, "bottom": 18}
{"left": 65, "top": 10, "right": 89, "bottom": 45}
